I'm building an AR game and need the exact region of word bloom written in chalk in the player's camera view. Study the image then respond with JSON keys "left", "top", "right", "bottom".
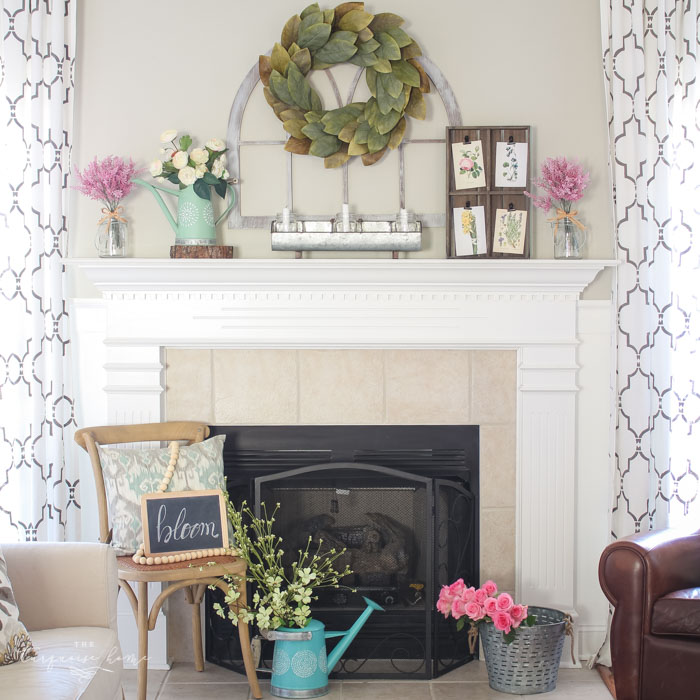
{"left": 156, "top": 504, "right": 220, "bottom": 543}
{"left": 141, "top": 490, "right": 228, "bottom": 556}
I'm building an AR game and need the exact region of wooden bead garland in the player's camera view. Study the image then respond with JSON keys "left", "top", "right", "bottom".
{"left": 132, "top": 441, "right": 235, "bottom": 566}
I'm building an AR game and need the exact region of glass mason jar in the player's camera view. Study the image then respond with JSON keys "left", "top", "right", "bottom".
{"left": 552, "top": 216, "right": 586, "bottom": 259}
{"left": 96, "top": 217, "right": 127, "bottom": 257}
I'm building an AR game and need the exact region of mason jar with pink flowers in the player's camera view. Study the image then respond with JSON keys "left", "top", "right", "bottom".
{"left": 436, "top": 578, "right": 573, "bottom": 694}
{"left": 525, "top": 156, "right": 591, "bottom": 259}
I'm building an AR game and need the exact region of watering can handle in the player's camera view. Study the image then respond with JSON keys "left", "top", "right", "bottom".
{"left": 215, "top": 183, "right": 236, "bottom": 226}
{"left": 131, "top": 177, "right": 179, "bottom": 236}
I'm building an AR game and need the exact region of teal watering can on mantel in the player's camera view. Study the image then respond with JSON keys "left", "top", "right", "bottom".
{"left": 132, "top": 177, "right": 235, "bottom": 245}
{"left": 264, "top": 597, "right": 383, "bottom": 698}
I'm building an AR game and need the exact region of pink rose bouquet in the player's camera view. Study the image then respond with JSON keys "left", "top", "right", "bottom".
{"left": 436, "top": 579, "right": 535, "bottom": 644}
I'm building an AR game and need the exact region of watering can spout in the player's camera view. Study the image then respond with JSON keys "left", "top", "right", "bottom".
{"left": 325, "top": 597, "right": 384, "bottom": 670}
{"left": 131, "top": 177, "right": 179, "bottom": 236}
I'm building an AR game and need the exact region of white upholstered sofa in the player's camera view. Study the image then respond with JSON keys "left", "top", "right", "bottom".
{"left": 1, "top": 542, "right": 123, "bottom": 699}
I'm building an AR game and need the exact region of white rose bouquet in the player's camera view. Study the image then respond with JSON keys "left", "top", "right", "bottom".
{"left": 149, "top": 130, "right": 230, "bottom": 201}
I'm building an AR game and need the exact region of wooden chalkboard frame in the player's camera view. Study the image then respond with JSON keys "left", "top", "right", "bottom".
{"left": 446, "top": 125, "right": 531, "bottom": 259}
{"left": 141, "top": 489, "right": 229, "bottom": 558}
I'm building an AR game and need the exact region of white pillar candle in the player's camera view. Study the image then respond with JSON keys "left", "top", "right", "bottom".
{"left": 342, "top": 203, "right": 350, "bottom": 231}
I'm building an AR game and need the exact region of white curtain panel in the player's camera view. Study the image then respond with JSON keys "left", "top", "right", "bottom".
{"left": 0, "top": 2, "right": 79, "bottom": 540}
{"left": 601, "top": 0, "right": 700, "bottom": 538}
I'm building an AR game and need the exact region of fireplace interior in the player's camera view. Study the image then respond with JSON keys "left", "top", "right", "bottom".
{"left": 205, "top": 425, "right": 479, "bottom": 680}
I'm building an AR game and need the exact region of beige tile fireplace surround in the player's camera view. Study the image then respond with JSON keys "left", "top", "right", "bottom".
{"left": 70, "top": 257, "right": 615, "bottom": 670}
{"left": 164, "top": 348, "right": 516, "bottom": 661}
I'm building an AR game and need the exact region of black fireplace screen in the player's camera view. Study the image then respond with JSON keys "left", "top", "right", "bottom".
{"left": 205, "top": 425, "right": 478, "bottom": 680}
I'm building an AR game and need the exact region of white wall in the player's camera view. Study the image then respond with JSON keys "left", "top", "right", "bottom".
{"left": 70, "top": 0, "right": 614, "bottom": 297}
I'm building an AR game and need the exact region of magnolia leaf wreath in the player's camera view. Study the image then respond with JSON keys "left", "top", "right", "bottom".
{"left": 259, "top": 2, "right": 430, "bottom": 168}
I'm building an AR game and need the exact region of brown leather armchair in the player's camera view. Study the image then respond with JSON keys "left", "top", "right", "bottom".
{"left": 599, "top": 527, "right": 700, "bottom": 700}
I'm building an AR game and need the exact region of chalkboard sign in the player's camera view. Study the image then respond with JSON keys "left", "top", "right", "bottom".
{"left": 141, "top": 490, "right": 228, "bottom": 557}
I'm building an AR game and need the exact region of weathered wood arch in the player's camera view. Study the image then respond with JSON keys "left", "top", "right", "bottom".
{"left": 226, "top": 54, "right": 462, "bottom": 229}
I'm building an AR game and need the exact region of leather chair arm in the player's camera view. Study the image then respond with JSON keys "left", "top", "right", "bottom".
{"left": 599, "top": 528, "right": 700, "bottom": 700}
{"left": 600, "top": 528, "right": 700, "bottom": 615}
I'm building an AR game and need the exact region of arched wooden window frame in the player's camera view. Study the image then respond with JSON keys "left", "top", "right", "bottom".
{"left": 226, "top": 55, "right": 462, "bottom": 229}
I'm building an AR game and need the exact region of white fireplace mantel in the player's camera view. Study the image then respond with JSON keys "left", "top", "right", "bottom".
{"left": 72, "top": 257, "right": 608, "bottom": 294}
{"left": 69, "top": 257, "right": 616, "bottom": 667}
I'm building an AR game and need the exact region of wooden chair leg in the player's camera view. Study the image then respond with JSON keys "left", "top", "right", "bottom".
{"left": 185, "top": 584, "right": 206, "bottom": 672}
{"left": 137, "top": 581, "right": 149, "bottom": 700}
{"left": 235, "top": 577, "right": 262, "bottom": 699}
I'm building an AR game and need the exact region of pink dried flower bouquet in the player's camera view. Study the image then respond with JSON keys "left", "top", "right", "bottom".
{"left": 436, "top": 578, "right": 535, "bottom": 644}
{"left": 74, "top": 156, "right": 138, "bottom": 211}
{"left": 525, "top": 156, "right": 590, "bottom": 214}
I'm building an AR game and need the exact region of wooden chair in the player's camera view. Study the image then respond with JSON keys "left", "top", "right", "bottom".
{"left": 75, "top": 421, "right": 261, "bottom": 700}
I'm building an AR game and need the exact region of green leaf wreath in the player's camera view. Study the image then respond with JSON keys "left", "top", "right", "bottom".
{"left": 259, "top": 2, "right": 430, "bottom": 168}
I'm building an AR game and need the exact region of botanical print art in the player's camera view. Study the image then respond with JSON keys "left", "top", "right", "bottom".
{"left": 453, "top": 206, "right": 487, "bottom": 256}
{"left": 452, "top": 140, "right": 486, "bottom": 189}
{"left": 492, "top": 208, "right": 527, "bottom": 255}
{"left": 495, "top": 142, "right": 528, "bottom": 188}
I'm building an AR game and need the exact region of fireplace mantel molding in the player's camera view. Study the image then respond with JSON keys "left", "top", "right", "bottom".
{"left": 69, "top": 257, "right": 616, "bottom": 667}
{"left": 72, "top": 257, "right": 609, "bottom": 295}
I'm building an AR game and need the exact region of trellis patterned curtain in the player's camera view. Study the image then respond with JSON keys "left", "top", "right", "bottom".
{"left": 0, "top": 2, "right": 79, "bottom": 541}
{"left": 601, "top": 0, "right": 700, "bottom": 538}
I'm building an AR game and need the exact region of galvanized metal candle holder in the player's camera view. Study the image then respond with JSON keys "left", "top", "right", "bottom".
{"left": 270, "top": 217, "right": 422, "bottom": 254}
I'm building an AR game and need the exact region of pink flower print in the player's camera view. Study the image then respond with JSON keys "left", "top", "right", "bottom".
{"left": 496, "top": 593, "right": 514, "bottom": 612}
{"left": 493, "top": 611, "right": 513, "bottom": 633}
{"left": 465, "top": 600, "right": 485, "bottom": 621}
{"left": 483, "top": 597, "right": 499, "bottom": 616}
{"left": 482, "top": 580, "right": 498, "bottom": 597}
{"left": 460, "top": 157, "right": 474, "bottom": 172}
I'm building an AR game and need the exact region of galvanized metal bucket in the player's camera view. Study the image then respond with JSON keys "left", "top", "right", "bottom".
{"left": 480, "top": 606, "right": 569, "bottom": 695}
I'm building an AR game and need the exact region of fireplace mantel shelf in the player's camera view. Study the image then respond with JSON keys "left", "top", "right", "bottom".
{"left": 68, "top": 258, "right": 616, "bottom": 296}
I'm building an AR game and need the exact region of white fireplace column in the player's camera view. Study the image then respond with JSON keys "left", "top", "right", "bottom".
{"left": 69, "top": 258, "right": 615, "bottom": 667}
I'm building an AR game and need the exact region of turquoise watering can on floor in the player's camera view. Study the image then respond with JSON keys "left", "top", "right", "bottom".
{"left": 265, "top": 597, "right": 384, "bottom": 698}
{"left": 132, "top": 177, "right": 235, "bottom": 245}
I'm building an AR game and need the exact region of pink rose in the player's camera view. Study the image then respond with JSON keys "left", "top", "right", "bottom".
{"left": 447, "top": 578, "right": 467, "bottom": 597}
{"left": 482, "top": 580, "right": 498, "bottom": 597}
{"left": 462, "top": 586, "right": 476, "bottom": 603}
{"left": 483, "top": 597, "right": 499, "bottom": 616}
{"left": 474, "top": 588, "right": 488, "bottom": 605}
{"left": 496, "top": 592, "right": 514, "bottom": 612}
{"left": 510, "top": 604, "right": 528, "bottom": 627}
{"left": 460, "top": 157, "right": 474, "bottom": 171}
{"left": 451, "top": 595, "right": 468, "bottom": 619}
{"left": 436, "top": 589, "right": 453, "bottom": 618}
{"left": 493, "top": 611, "right": 513, "bottom": 633}
{"left": 465, "top": 600, "right": 485, "bottom": 621}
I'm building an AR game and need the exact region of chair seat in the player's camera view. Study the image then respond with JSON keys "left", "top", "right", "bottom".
{"left": 652, "top": 588, "right": 700, "bottom": 638}
{"left": 117, "top": 555, "right": 246, "bottom": 582}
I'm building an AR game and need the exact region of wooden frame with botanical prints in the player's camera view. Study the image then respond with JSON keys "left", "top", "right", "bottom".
{"left": 446, "top": 126, "right": 531, "bottom": 258}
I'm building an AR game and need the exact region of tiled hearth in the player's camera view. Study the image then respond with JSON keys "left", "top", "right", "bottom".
{"left": 69, "top": 258, "right": 615, "bottom": 669}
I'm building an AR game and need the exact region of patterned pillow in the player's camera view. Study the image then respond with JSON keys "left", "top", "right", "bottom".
{"left": 0, "top": 546, "right": 36, "bottom": 665}
{"left": 98, "top": 434, "right": 228, "bottom": 555}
